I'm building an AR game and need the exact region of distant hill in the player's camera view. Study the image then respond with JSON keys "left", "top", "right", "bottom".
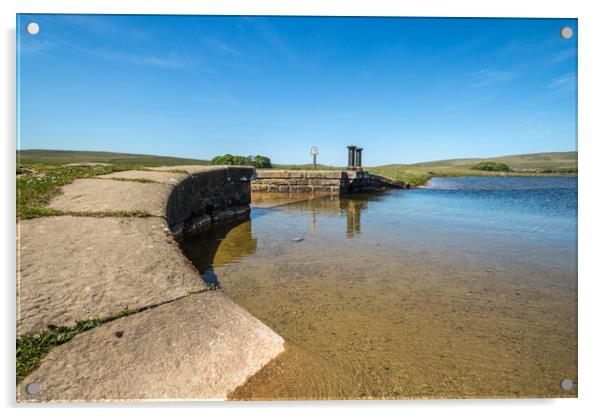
{"left": 368, "top": 151, "right": 577, "bottom": 186}
{"left": 398, "top": 151, "right": 577, "bottom": 171}
{"left": 17, "top": 149, "right": 210, "bottom": 166}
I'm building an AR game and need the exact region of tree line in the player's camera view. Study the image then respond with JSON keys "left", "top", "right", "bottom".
{"left": 211, "top": 154, "right": 272, "bottom": 168}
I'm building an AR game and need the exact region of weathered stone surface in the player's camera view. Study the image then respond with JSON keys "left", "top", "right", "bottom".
{"left": 148, "top": 165, "right": 254, "bottom": 181}
{"left": 48, "top": 178, "right": 172, "bottom": 216}
{"left": 17, "top": 165, "right": 286, "bottom": 402}
{"left": 255, "top": 170, "right": 345, "bottom": 179}
{"left": 18, "top": 291, "right": 285, "bottom": 402}
{"left": 252, "top": 169, "right": 407, "bottom": 194}
{"left": 17, "top": 216, "right": 206, "bottom": 334}
{"left": 100, "top": 170, "right": 187, "bottom": 185}
{"left": 165, "top": 167, "right": 253, "bottom": 231}
{"left": 148, "top": 165, "right": 220, "bottom": 174}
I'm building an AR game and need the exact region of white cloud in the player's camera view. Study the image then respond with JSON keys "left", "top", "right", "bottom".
{"left": 55, "top": 15, "right": 150, "bottom": 41}
{"left": 203, "top": 37, "right": 242, "bottom": 57}
{"left": 73, "top": 44, "right": 188, "bottom": 70}
{"left": 548, "top": 73, "right": 576, "bottom": 91}
{"left": 546, "top": 48, "right": 577, "bottom": 65}
{"left": 468, "top": 68, "right": 516, "bottom": 88}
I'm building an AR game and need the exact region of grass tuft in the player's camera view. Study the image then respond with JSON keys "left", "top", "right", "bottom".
{"left": 15, "top": 288, "right": 217, "bottom": 382}
{"left": 16, "top": 317, "right": 101, "bottom": 382}
{"left": 16, "top": 163, "right": 152, "bottom": 220}
{"left": 367, "top": 167, "right": 432, "bottom": 187}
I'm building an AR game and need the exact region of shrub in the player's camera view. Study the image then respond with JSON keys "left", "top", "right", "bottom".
{"left": 211, "top": 154, "right": 272, "bottom": 168}
{"left": 471, "top": 161, "right": 510, "bottom": 172}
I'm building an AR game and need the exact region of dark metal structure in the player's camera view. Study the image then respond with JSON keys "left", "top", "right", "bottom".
{"left": 347, "top": 145, "right": 363, "bottom": 170}
{"left": 355, "top": 147, "right": 363, "bottom": 169}
{"left": 347, "top": 145, "right": 356, "bottom": 169}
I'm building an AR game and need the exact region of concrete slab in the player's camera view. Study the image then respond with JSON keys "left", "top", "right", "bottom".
{"left": 100, "top": 170, "right": 187, "bottom": 185}
{"left": 18, "top": 291, "right": 285, "bottom": 402}
{"left": 48, "top": 178, "right": 172, "bottom": 216}
{"left": 17, "top": 216, "right": 206, "bottom": 334}
{"left": 148, "top": 165, "right": 225, "bottom": 174}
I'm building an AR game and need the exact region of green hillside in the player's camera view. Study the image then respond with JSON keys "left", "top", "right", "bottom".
{"left": 17, "top": 149, "right": 209, "bottom": 166}
{"left": 369, "top": 151, "right": 577, "bottom": 186}
{"left": 404, "top": 152, "right": 577, "bottom": 170}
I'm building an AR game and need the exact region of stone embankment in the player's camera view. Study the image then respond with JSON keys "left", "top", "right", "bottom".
{"left": 17, "top": 166, "right": 284, "bottom": 402}
{"left": 251, "top": 170, "right": 408, "bottom": 194}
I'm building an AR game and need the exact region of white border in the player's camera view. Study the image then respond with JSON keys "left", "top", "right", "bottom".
{"left": 2, "top": 1, "right": 601, "bottom": 415}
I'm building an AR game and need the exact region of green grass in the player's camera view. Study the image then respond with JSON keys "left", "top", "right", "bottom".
{"left": 367, "top": 167, "right": 432, "bottom": 187}
{"left": 16, "top": 305, "right": 131, "bottom": 382}
{"left": 16, "top": 163, "right": 148, "bottom": 219}
{"left": 18, "top": 149, "right": 209, "bottom": 166}
{"left": 17, "top": 317, "right": 101, "bottom": 382}
{"left": 368, "top": 151, "right": 577, "bottom": 186}
{"left": 16, "top": 289, "right": 217, "bottom": 382}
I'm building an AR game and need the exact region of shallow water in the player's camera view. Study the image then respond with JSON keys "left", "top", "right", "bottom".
{"left": 180, "top": 176, "right": 577, "bottom": 399}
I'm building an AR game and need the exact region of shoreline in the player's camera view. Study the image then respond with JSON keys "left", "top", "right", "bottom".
{"left": 17, "top": 166, "right": 285, "bottom": 402}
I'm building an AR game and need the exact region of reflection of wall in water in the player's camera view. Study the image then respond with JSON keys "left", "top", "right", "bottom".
{"left": 278, "top": 196, "right": 369, "bottom": 238}
{"left": 213, "top": 220, "right": 258, "bottom": 267}
{"left": 180, "top": 218, "right": 257, "bottom": 276}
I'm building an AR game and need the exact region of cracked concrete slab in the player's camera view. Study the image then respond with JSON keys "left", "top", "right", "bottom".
{"left": 48, "top": 178, "right": 172, "bottom": 216}
{"left": 18, "top": 291, "right": 285, "bottom": 402}
{"left": 147, "top": 165, "right": 226, "bottom": 174}
{"left": 100, "top": 170, "right": 187, "bottom": 185}
{"left": 16, "top": 166, "right": 284, "bottom": 402}
{"left": 17, "top": 216, "right": 206, "bottom": 334}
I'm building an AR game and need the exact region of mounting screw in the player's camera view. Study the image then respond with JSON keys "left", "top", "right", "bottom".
{"left": 560, "top": 378, "right": 573, "bottom": 391}
{"left": 26, "top": 22, "right": 40, "bottom": 36}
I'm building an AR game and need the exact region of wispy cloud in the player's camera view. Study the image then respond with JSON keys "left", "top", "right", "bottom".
{"left": 468, "top": 68, "right": 516, "bottom": 88}
{"left": 202, "top": 37, "right": 242, "bottom": 57}
{"left": 75, "top": 46, "right": 189, "bottom": 70}
{"left": 548, "top": 72, "right": 576, "bottom": 91}
{"left": 546, "top": 48, "right": 577, "bottom": 65}
{"left": 55, "top": 15, "right": 150, "bottom": 40}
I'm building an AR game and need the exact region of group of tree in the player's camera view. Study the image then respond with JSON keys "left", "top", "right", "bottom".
{"left": 211, "top": 154, "right": 272, "bottom": 168}
{"left": 471, "top": 161, "right": 511, "bottom": 172}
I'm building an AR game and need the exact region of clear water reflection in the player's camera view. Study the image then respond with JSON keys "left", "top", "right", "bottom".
{"left": 180, "top": 176, "right": 577, "bottom": 399}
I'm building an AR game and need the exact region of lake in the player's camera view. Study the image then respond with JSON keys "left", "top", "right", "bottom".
{"left": 180, "top": 176, "right": 577, "bottom": 399}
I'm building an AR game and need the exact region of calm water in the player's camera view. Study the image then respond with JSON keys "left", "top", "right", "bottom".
{"left": 181, "top": 176, "right": 577, "bottom": 399}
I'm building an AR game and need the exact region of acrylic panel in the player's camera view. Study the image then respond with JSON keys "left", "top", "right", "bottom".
{"left": 16, "top": 14, "right": 578, "bottom": 402}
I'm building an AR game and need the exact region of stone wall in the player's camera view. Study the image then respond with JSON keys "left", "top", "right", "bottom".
{"left": 252, "top": 169, "right": 407, "bottom": 194}
{"left": 166, "top": 166, "right": 255, "bottom": 236}
{"left": 252, "top": 170, "right": 348, "bottom": 194}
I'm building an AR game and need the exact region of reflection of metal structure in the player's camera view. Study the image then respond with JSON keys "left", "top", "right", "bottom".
{"left": 310, "top": 145, "right": 319, "bottom": 170}
{"left": 344, "top": 199, "right": 367, "bottom": 238}
{"left": 346, "top": 145, "right": 363, "bottom": 170}
{"left": 274, "top": 194, "right": 371, "bottom": 238}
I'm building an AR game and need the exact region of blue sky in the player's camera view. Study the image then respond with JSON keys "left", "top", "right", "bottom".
{"left": 17, "top": 15, "right": 577, "bottom": 166}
